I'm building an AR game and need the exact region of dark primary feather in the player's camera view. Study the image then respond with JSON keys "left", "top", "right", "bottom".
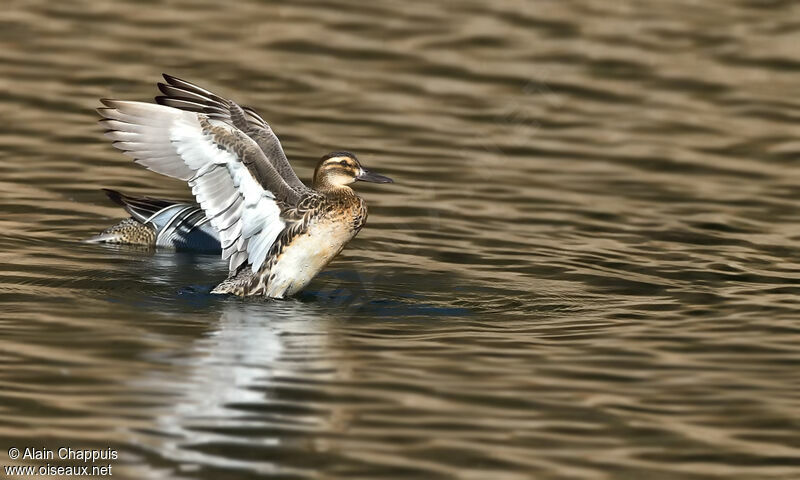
{"left": 103, "top": 188, "right": 176, "bottom": 223}
{"left": 156, "top": 74, "right": 310, "bottom": 197}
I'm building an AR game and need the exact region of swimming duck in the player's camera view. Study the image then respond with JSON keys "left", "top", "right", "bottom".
{"left": 89, "top": 74, "right": 393, "bottom": 298}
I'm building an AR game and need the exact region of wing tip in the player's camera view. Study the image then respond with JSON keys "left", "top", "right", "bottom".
{"left": 111, "top": 140, "right": 127, "bottom": 148}
{"left": 154, "top": 94, "right": 169, "bottom": 106}
{"left": 101, "top": 188, "right": 125, "bottom": 206}
{"left": 155, "top": 83, "right": 170, "bottom": 99}
{"left": 99, "top": 98, "right": 119, "bottom": 108}
{"left": 97, "top": 118, "right": 119, "bottom": 130}
{"left": 154, "top": 95, "right": 207, "bottom": 111}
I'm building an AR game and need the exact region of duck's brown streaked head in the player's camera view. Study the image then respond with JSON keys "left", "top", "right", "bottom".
{"left": 313, "top": 151, "right": 393, "bottom": 191}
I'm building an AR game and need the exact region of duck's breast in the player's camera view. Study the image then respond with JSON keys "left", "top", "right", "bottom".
{"left": 266, "top": 218, "right": 359, "bottom": 297}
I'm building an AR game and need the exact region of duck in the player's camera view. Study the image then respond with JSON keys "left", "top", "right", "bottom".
{"left": 88, "top": 74, "right": 393, "bottom": 298}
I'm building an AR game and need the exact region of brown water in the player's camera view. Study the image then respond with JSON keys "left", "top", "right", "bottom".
{"left": 2, "top": 0, "right": 800, "bottom": 478}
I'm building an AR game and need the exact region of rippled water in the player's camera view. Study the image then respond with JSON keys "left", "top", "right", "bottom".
{"left": 2, "top": 0, "right": 800, "bottom": 478}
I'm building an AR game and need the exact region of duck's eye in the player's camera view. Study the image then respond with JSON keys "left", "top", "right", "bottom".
{"left": 340, "top": 160, "right": 349, "bottom": 167}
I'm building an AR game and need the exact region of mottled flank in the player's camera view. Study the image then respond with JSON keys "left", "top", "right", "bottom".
{"left": 86, "top": 218, "right": 155, "bottom": 246}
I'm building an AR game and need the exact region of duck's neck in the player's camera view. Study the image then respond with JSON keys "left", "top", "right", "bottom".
{"left": 314, "top": 184, "right": 362, "bottom": 212}
{"left": 313, "top": 181, "right": 356, "bottom": 197}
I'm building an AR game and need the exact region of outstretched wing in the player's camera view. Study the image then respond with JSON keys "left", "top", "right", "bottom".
{"left": 98, "top": 100, "right": 292, "bottom": 275}
{"left": 154, "top": 74, "right": 311, "bottom": 197}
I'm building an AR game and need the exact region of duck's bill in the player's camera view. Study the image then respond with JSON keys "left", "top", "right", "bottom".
{"left": 357, "top": 169, "right": 393, "bottom": 184}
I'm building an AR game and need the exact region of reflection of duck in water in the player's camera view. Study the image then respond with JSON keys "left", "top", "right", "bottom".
{"left": 145, "top": 303, "right": 337, "bottom": 473}
{"left": 88, "top": 75, "right": 393, "bottom": 298}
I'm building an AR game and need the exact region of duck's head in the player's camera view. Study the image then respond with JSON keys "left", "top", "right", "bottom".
{"left": 313, "top": 151, "right": 393, "bottom": 191}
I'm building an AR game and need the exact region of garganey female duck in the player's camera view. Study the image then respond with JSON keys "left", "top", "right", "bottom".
{"left": 89, "top": 74, "right": 393, "bottom": 298}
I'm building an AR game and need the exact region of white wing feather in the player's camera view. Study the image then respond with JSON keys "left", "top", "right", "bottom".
{"left": 99, "top": 100, "right": 286, "bottom": 274}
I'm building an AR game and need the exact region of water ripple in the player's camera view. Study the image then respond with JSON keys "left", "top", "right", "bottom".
{"left": 1, "top": 0, "right": 799, "bottom": 478}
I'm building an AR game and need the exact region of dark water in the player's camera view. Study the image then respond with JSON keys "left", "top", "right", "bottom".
{"left": 2, "top": 0, "right": 800, "bottom": 478}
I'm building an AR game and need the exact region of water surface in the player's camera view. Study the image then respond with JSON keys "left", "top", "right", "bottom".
{"left": 2, "top": 0, "right": 800, "bottom": 478}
